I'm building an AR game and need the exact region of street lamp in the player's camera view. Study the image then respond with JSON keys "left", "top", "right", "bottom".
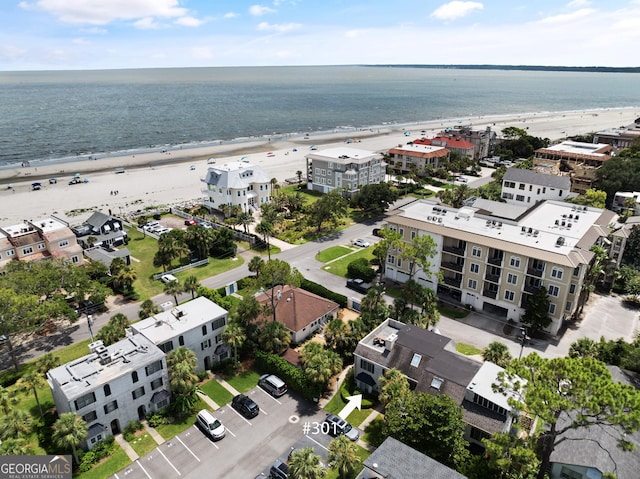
{"left": 518, "top": 327, "right": 529, "bottom": 360}
{"left": 87, "top": 314, "right": 95, "bottom": 343}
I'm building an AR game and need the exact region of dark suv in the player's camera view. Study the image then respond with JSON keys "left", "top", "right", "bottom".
{"left": 269, "top": 459, "right": 288, "bottom": 479}
{"left": 231, "top": 394, "right": 259, "bottom": 419}
{"left": 346, "top": 278, "right": 372, "bottom": 294}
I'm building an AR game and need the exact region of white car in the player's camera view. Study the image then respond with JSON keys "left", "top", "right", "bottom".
{"left": 160, "top": 274, "right": 178, "bottom": 284}
{"left": 353, "top": 239, "right": 370, "bottom": 248}
{"left": 456, "top": 176, "right": 468, "bottom": 183}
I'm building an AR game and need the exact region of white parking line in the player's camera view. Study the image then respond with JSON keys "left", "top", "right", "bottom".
{"left": 256, "top": 387, "right": 283, "bottom": 405}
{"left": 177, "top": 434, "right": 201, "bottom": 461}
{"left": 260, "top": 408, "right": 268, "bottom": 416}
{"left": 157, "top": 447, "right": 181, "bottom": 476}
{"left": 136, "top": 460, "right": 153, "bottom": 479}
{"left": 225, "top": 426, "right": 236, "bottom": 438}
{"left": 305, "top": 434, "right": 329, "bottom": 451}
{"left": 113, "top": 473, "right": 120, "bottom": 479}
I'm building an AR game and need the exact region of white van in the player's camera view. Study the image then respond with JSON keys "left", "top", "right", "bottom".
{"left": 196, "top": 410, "right": 226, "bottom": 440}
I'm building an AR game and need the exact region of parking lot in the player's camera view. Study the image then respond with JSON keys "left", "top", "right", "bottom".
{"left": 111, "top": 386, "right": 339, "bottom": 479}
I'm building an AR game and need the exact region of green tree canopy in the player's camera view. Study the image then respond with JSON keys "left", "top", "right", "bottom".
{"left": 308, "top": 189, "right": 348, "bottom": 232}
{"left": 350, "top": 182, "right": 399, "bottom": 215}
{"left": 520, "top": 286, "right": 551, "bottom": 333}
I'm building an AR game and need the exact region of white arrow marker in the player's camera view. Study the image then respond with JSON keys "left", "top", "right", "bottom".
{"left": 338, "top": 394, "right": 362, "bottom": 420}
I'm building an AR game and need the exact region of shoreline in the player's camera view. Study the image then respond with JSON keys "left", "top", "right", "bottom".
{"left": 0, "top": 107, "right": 638, "bottom": 226}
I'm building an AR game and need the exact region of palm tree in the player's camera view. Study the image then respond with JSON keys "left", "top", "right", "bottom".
{"left": 17, "top": 369, "right": 47, "bottom": 418}
{"left": 183, "top": 275, "right": 200, "bottom": 299}
{"left": 222, "top": 320, "right": 246, "bottom": 366}
{"left": 1, "top": 410, "right": 33, "bottom": 440}
{"left": 139, "top": 299, "right": 161, "bottom": 319}
{"left": 257, "top": 321, "right": 291, "bottom": 354}
{"left": 378, "top": 368, "right": 410, "bottom": 406}
{"left": 324, "top": 318, "right": 349, "bottom": 354}
{"left": 112, "top": 265, "right": 137, "bottom": 294}
{"left": 0, "top": 437, "right": 33, "bottom": 455}
{"left": 255, "top": 220, "right": 274, "bottom": 260}
{"left": 327, "top": 435, "right": 361, "bottom": 479}
{"left": 185, "top": 226, "right": 213, "bottom": 260}
{"left": 288, "top": 447, "right": 325, "bottom": 479}
{"left": 52, "top": 413, "right": 88, "bottom": 465}
{"left": 35, "top": 352, "right": 60, "bottom": 375}
{"left": 0, "top": 385, "right": 19, "bottom": 414}
{"left": 164, "top": 279, "right": 183, "bottom": 305}
{"left": 568, "top": 337, "right": 599, "bottom": 359}
{"left": 296, "top": 170, "right": 303, "bottom": 184}
{"left": 482, "top": 341, "right": 513, "bottom": 368}
{"left": 167, "top": 347, "right": 199, "bottom": 417}
{"left": 248, "top": 255, "right": 264, "bottom": 277}
{"left": 237, "top": 211, "right": 254, "bottom": 234}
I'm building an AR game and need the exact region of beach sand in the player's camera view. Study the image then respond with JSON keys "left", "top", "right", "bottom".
{"left": 0, "top": 107, "right": 637, "bottom": 226}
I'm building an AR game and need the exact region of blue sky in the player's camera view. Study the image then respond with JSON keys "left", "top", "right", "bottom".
{"left": 1, "top": 0, "right": 638, "bottom": 70}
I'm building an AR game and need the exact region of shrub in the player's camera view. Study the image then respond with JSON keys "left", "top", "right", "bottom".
{"left": 123, "top": 420, "right": 143, "bottom": 441}
{"left": 210, "top": 358, "right": 237, "bottom": 376}
{"left": 347, "top": 257, "right": 376, "bottom": 282}
{"left": 339, "top": 369, "right": 376, "bottom": 408}
{"left": 301, "top": 278, "right": 347, "bottom": 308}
{"left": 254, "top": 350, "right": 323, "bottom": 401}
{"left": 147, "top": 413, "right": 168, "bottom": 428}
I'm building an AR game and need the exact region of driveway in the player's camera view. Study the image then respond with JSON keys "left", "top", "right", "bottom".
{"left": 111, "top": 387, "right": 331, "bottom": 479}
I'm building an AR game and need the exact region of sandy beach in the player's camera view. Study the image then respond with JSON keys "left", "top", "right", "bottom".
{"left": 0, "top": 107, "right": 637, "bottom": 226}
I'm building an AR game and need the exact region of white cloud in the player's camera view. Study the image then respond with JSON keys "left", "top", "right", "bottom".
{"left": 30, "top": 0, "right": 192, "bottom": 25}
{"left": 174, "top": 16, "right": 203, "bottom": 27}
{"left": 537, "top": 8, "right": 595, "bottom": 25}
{"left": 72, "top": 37, "right": 90, "bottom": 45}
{"left": 133, "top": 17, "right": 160, "bottom": 29}
{"left": 257, "top": 22, "right": 301, "bottom": 32}
{"left": 567, "top": 0, "right": 590, "bottom": 7}
{"left": 249, "top": 5, "right": 276, "bottom": 16}
{"left": 431, "top": 1, "right": 483, "bottom": 21}
{"left": 224, "top": 12, "right": 238, "bottom": 19}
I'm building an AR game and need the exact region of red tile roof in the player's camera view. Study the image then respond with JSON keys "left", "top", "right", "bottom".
{"left": 414, "top": 135, "right": 475, "bottom": 150}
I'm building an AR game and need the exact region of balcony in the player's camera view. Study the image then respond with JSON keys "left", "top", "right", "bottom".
{"left": 482, "top": 289, "right": 498, "bottom": 299}
{"left": 443, "top": 245, "right": 465, "bottom": 256}
{"left": 526, "top": 268, "right": 544, "bottom": 278}
{"left": 484, "top": 273, "right": 501, "bottom": 283}
{"left": 441, "top": 262, "right": 464, "bottom": 273}
{"left": 443, "top": 276, "right": 462, "bottom": 289}
{"left": 524, "top": 282, "right": 542, "bottom": 294}
{"left": 488, "top": 256, "right": 504, "bottom": 266}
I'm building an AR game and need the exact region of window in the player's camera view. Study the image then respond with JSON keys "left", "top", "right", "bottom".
{"left": 468, "top": 279, "right": 477, "bottom": 290}
{"left": 470, "top": 263, "right": 479, "bottom": 274}
{"left": 410, "top": 354, "right": 422, "bottom": 367}
{"left": 504, "top": 290, "right": 515, "bottom": 301}
{"left": 202, "top": 325, "right": 207, "bottom": 336}
{"left": 411, "top": 231, "right": 416, "bottom": 240}
{"left": 472, "top": 246, "right": 482, "bottom": 258}
{"left": 397, "top": 258, "right": 402, "bottom": 268}
{"left": 82, "top": 411, "right": 97, "bottom": 423}
{"left": 58, "top": 240, "right": 69, "bottom": 247}
{"left": 559, "top": 467, "right": 583, "bottom": 479}
{"left": 549, "top": 303, "right": 556, "bottom": 314}
{"left": 551, "top": 267, "right": 564, "bottom": 279}
{"left": 569, "top": 283, "right": 576, "bottom": 294}
{"left": 387, "top": 254, "right": 395, "bottom": 264}
{"left": 573, "top": 266, "right": 580, "bottom": 277}
{"left": 211, "top": 317, "right": 226, "bottom": 331}
{"left": 37, "top": 243, "right": 46, "bottom": 250}
{"left": 132, "top": 371, "right": 139, "bottom": 383}
{"left": 74, "top": 392, "right": 96, "bottom": 410}
{"left": 548, "top": 285, "right": 560, "bottom": 297}
{"left": 103, "top": 400, "right": 118, "bottom": 414}
{"left": 201, "top": 339, "right": 212, "bottom": 350}
{"left": 6, "top": 250, "right": 14, "bottom": 257}
{"left": 399, "top": 228, "right": 404, "bottom": 237}
{"left": 504, "top": 181, "right": 515, "bottom": 188}
{"left": 145, "top": 360, "right": 163, "bottom": 376}
{"left": 22, "top": 246, "right": 34, "bottom": 255}
{"left": 103, "top": 384, "right": 111, "bottom": 397}
{"left": 566, "top": 301, "right": 573, "bottom": 311}
{"left": 215, "top": 334, "right": 222, "bottom": 344}
{"left": 178, "top": 336, "right": 184, "bottom": 346}
{"left": 516, "top": 194, "right": 525, "bottom": 202}
{"left": 502, "top": 192, "right": 514, "bottom": 200}
{"left": 151, "top": 378, "right": 163, "bottom": 390}
{"left": 519, "top": 183, "right": 525, "bottom": 190}
{"left": 507, "top": 273, "right": 518, "bottom": 285}
{"left": 431, "top": 377, "right": 444, "bottom": 390}
{"left": 158, "top": 341, "right": 174, "bottom": 354}
{"left": 132, "top": 387, "right": 145, "bottom": 400}
{"left": 72, "top": 256, "right": 80, "bottom": 264}
{"left": 510, "top": 257, "right": 521, "bottom": 268}
{"left": 360, "top": 359, "right": 374, "bottom": 373}
{"left": 470, "top": 427, "right": 490, "bottom": 442}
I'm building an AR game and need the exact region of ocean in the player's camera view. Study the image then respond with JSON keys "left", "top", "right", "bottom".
{"left": 0, "top": 66, "right": 639, "bottom": 168}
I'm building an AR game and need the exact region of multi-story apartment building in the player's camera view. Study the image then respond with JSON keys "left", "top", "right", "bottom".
{"left": 384, "top": 199, "right": 617, "bottom": 335}
{"left": 386, "top": 143, "right": 450, "bottom": 175}
{"left": 353, "top": 319, "right": 527, "bottom": 449}
{"left": 130, "top": 296, "right": 229, "bottom": 371}
{"left": 47, "top": 335, "right": 169, "bottom": 449}
{"left": 305, "top": 147, "right": 386, "bottom": 196}
{"left": 0, "top": 216, "right": 84, "bottom": 269}
{"left": 201, "top": 161, "right": 272, "bottom": 213}
{"left": 593, "top": 123, "right": 640, "bottom": 150}
{"left": 501, "top": 168, "right": 572, "bottom": 205}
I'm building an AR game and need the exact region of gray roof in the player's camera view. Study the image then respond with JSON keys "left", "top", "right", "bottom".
{"left": 503, "top": 168, "right": 571, "bottom": 190}
{"left": 85, "top": 211, "right": 112, "bottom": 230}
{"left": 359, "top": 437, "right": 468, "bottom": 479}
{"left": 203, "top": 162, "right": 271, "bottom": 189}
{"left": 83, "top": 247, "right": 130, "bottom": 267}
{"left": 549, "top": 366, "right": 640, "bottom": 478}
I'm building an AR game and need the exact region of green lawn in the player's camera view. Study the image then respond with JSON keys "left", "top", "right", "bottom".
{"left": 128, "top": 432, "right": 158, "bottom": 458}
{"left": 438, "top": 304, "right": 471, "bottom": 319}
{"left": 322, "top": 248, "right": 375, "bottom": 277}
{"left": 155, "top": 399, "right": 206, "bottom": 440}
{"left": 199, "top": 379, "right": 234, "bottom": 406}
{"left": 346, "top": 408, "right": 373, "bottom": 428}
{"left": 362, "top": 416, "right": 386, "bottom": 448}
{"left": 74, "top": 447, "right": 130, "bottom": 479}
{"left": 316, "top": 246, "right": 353, "bottom": 263}
{"left": 225, "top": 370, "right": 260, "bottom": 393}
{"left": 456, "top": 343, "right": 483, "bottom": 356}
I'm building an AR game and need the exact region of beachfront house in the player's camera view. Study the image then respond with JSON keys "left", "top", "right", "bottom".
{"left": 47, "top": 335, "right": 170, "bottom": 449}
{"left": 353, "top": 319, "right": 526, "bottom": 449}
{"left": 201, "top": 161, "right": 272, "bottom": 214}
{"left": 386, "top": 143, "right": 450, "bottom": 175}
{"left": 130, "top": 296, "right": 229, "bottom": 371}
{"left": 501, "top": 168, "right": 572, "bottom": 205}
{"left": 253, "top": 285, "right": 340, "bottom": 344}
{"left": 72, "top": 211, "right": 128, "bottom": 248}
{"left": 305, "top": 147, "right": 386, "bottom": 197}
{"left": 414, "top": 134, "right": 476, "bottom": 159}
{"left": 383, "top": 198, "right": 617, "bottom": 336}
{"left": 0, "top": 216, "right": 84, "bottom": 269}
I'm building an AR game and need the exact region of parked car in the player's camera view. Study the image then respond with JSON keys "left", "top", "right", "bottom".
{"left": 68, "top": 178, "right": 82, "bottom": 185}
{"left": 196, "top": 410, "right": 226, "bottom": 441}
{"left": 75, "top": 299, "right": 105, "bottom": 317}
{"left": 232, "top": 394, "right": 259, "bottom": 419}
{"left": 352, "top": 238, "right": 370, "bottom": 247}
{"left": 258, "top": 374, "right": 288, "bottom": 397}
{"left": 269, "top": 459, "right": 289, "bottom": 479}
{"left": 184, "top": 219, "right": 197, "bottom": 226}
{"left": 32, "top": 182, "right": 42, "bottom": 190}
{"left": 372, "top": 228, "right": 383, "bottom": 237}
{"left": 160, "top": 274, "right": 178, "bottom": 284}
{"left": 455, "top": 176, "right": 468, "bottom": 183}
{"left": 346, "top": 278, "right": 372, "bottom": 294}
{"left": 324, "top": 414, "right": 360, "bottom": 441}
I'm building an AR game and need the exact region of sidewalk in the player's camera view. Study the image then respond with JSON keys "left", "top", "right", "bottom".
{"left": 142, "top": 420, "right": 165, "bottom": 445}
{"left": 114, "top": 434, "right": 139, "bottom": 462}
{"left": 213, "top": 374, "right": 242, "bottom": 396}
